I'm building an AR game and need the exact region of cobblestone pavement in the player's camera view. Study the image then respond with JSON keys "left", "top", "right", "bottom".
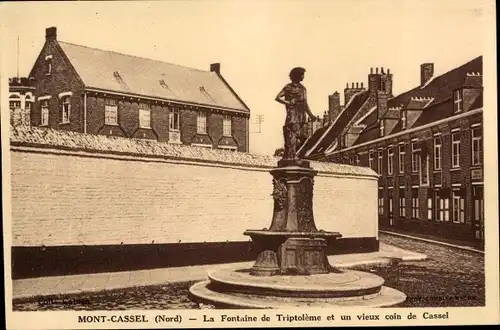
{"left": 361, "top": 233, "right": 484, "bottom": 308}
{"left": 13, "top": 282, "right": 200, "bottom": 311}
{"left": 12, "top": 233, "right": 484, "bottom": 310}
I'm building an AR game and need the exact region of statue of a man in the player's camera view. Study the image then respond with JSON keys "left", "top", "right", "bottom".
{"left": 275, "top": 67, "right": 316, "bottom": 161}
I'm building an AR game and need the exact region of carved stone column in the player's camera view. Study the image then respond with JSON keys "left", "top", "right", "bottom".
{"left": 245, "top": 161, "right": 341, "bottom": 276}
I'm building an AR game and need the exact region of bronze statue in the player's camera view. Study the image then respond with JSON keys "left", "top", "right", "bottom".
{"left": 275, "top": 67, "right": 316, "bottom": 161}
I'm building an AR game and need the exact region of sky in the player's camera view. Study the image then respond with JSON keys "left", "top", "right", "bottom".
{"left": 0, "top": 0, "right": 493, "bottom": 155}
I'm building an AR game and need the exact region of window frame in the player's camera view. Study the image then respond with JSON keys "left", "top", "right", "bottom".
{"left": 451, "top": 132, "right": 461, "bottom": 168}
{"left": 433, "top": 135, "right": 442, "bottom": 170}
{"left": 427, "top": 193, "right": 433, "bottom": 220}
{"left": 453, "top": 89, "right": 463, "bottom": 113}
{"left": 104, "top": 99, "right": 118, "bottom": 126}
{"left": 398, "top": 143, "right": 406, "bottom": 174}
{"left": 40, "top": 100, "right": 49, "bottom": 126}
{"left": 223, "top": 114, "right": 232, "bottom": 137}
{"left": 9, "top": 100, "right": 21, "bottom": 110}
{"left": 411, "top": 188, "right": 419, "bottom": 219}
{"left": 169, "top": 108, "right": 181, "bottom": 131}
{"left": 439, "top": 191, "right": 450, "bottom": 222}
{"left": 45, "top": 55, "right": 53, "bottom": 76}
{"left": 61, "top": 96, "right": 71, "bottom": 124}
{"left": 471, "top": 126, "right": 482, "bottom": 166}
{"left": 368, "top": 150, "right": 374, "bottom": 170}
{"left": 139, "top": 104, "right": 151, "bottom": 129}
{"left": 387, "top": 146, "right": 394, "bottom": 175}
{"left": 411, "top": 140, "right": 420, "bottom": 173}
{"left": 197, "top": 111, "right": 207, "bottom": 134}
{"left": 399, "top": 189, "right": 406, "bottom": 218}
{"left": 452, "top": 189, "right": 465, "bottom": 224}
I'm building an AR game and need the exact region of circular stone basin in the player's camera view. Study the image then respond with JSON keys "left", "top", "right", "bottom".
{"left": 189, "top": 281, "right": 407, "bottom": 309}
{"left": 207, "top": 269, "right": 384, "bottom": 298}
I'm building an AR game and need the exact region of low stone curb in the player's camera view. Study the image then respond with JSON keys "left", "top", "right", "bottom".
{"left": 379, "top": 230, "right": 484, "bottom": 254}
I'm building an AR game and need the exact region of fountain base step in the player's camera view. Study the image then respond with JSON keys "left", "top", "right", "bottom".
{"left": 189, "top": 269, "right": 406, "bottom": 309}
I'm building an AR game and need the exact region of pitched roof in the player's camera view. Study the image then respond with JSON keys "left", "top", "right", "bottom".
{"left": 303, "top": 90, "right": 370, "bottom": 157}
{"left": 358, "top": 56, "right": 483, "bottom": 127}
{"left": 352, "top": 56, "right": 483, "bottom": 146}
{"left": 58, "top": 41, "right": 249, "bottom": 112}
{"left": 352, "top": 124, "right": 380, "bottom": 145}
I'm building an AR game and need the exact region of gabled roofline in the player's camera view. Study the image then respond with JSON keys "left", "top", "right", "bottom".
{"left": 214, "top": 72, "right": 251, "bottom": 112}
{"left": 28, "top": 39, "right": 86, "bottom": 88}
{"left": 303, "top": 90, "right": 367, "bottom": 157}
{"left": 84, "top": 87, "right": 251, "bottom": 116}
{"left": 326, "top": 107, "right": 482, "bottom": 156}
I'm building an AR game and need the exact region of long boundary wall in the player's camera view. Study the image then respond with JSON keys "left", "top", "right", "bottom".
{"left": 9, "top": 126, "right": 378, "bottom": 278}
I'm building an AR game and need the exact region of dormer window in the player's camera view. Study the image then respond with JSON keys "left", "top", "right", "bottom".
{"left": 454, "top": 90, "right": 463, "bottom": 113}
{"left": 379, "top": 120, "right": 385, "bottom": 137}
{"left": 45, "top": 55, "right": 53, "bottom": 75}
{"left": 401, "top": 111, "right": 407, "bottom": 130}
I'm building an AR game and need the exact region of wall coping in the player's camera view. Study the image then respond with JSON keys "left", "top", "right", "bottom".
{"left": 9, "top": 126, "right": 378, "bottom": 179}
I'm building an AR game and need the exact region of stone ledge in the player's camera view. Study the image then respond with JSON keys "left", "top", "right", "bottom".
{"left": 10, "top": 125, "right": 377, "bottom": 177}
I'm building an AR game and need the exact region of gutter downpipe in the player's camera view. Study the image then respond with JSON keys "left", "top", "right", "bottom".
{"left": 83, "top": 92, "right": 87, "bottom": 134}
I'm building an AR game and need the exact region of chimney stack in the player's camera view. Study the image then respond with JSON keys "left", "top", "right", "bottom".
{"left": 368, "top": 68, "right": 381, "bottom": 93}
{"left": 377, "top": 91, "right": 388, "bottom": 120}
{"left": 210, "top": 63, "right": 221, "bottom": 74}
{"left": 420, "top": 63, "right": 434, "bottom": 87}
{"left": 328, "top": 91, "right": 341, "bottom": 123}
{"left": 46, "top": 27, "right": 57, "bottom": 41}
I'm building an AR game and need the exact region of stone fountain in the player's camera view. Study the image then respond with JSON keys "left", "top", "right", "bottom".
{"left": 189, "top": 67, "right": 406, "bottom": 308}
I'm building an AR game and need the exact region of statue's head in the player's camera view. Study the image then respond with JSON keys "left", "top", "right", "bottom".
{"left": 289, "top": 67, "right": 306, "bottom": 83}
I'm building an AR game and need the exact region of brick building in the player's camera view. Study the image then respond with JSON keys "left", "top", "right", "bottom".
{"left": 9, "top": 77, "right": 35, "bottom": 127}
{"left": 27, "top": 27, "right": 250, "bottom": 152}
{"left": 300, "top": 56, "right": 484, "bottom": 246}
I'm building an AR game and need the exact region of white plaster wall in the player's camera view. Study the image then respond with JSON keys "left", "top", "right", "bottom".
{"left": 10, "top": 149, "right": 378, "bottom": 247}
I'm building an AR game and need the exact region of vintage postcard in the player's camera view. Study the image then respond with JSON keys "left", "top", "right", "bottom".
{"left": 1, "top": 0, "right": 499, "bottom": 329}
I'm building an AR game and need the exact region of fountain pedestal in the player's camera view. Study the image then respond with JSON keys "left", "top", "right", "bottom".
{"left": 244, "top": 160, "right": 341, "bottom": 276}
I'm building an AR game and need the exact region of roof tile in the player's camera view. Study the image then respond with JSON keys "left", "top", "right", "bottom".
{"left": 58, "top": 42, "right": 248, "bottom": 112}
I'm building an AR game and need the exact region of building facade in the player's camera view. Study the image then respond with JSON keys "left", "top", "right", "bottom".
{"left": 9, "top": 77, "right": 35, "bottom": 127}
{"left": 301, "top": 57, "right": 484, "bottom": 246}
{"left": 27, "top": 27, "right": 250, "bottom": 152}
